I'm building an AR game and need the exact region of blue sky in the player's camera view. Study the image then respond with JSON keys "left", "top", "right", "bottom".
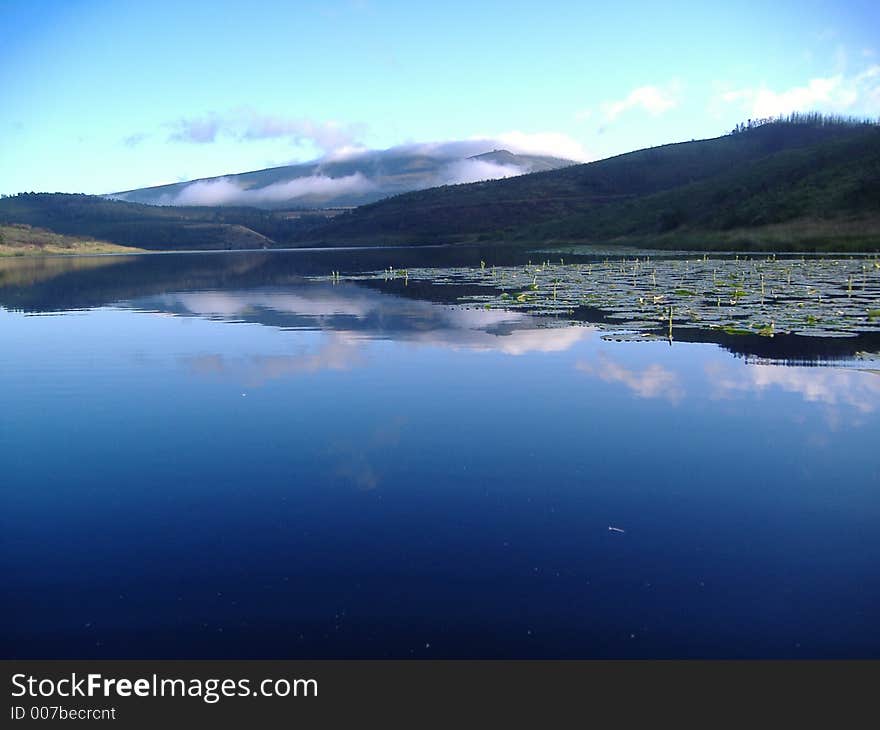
{"left": 1, "top": 0, "right": 878, "bottom": 195}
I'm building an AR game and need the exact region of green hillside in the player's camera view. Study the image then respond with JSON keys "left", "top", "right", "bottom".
{"left": 0, "top": 194, "right": 332, "bottom": 250}
{"left": 301, "top": 118, "right": 880, "bottom": 250}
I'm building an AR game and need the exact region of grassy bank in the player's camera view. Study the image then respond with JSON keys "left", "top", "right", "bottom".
{"left": 0, "top": 223, "right": 144, "bottom": 256}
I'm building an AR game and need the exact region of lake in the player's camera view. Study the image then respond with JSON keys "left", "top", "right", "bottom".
{"left": 1, "top": 247, "right": 879, "bottom": 658}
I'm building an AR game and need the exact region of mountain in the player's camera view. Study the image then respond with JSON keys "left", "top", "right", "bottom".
{"left": 299, "top": 118, "right": 880, "bottom": 250}
{"left": 3, "top": 118, "right": 878, "bottom": 252}
{"left": 108, "top": 147, "right": 576, "bottom": 209}
{"left": 466, "top": 149, "right": 574, "bottom": 172}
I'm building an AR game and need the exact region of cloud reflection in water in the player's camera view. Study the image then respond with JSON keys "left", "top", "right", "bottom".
{"left": 147, "top": 283, "right": 594, "bottom": 386}
{"left": 706, "top": 362, "right": 880, "bottom": 414}
{"left": 576, "top": 352, "right": 684, "bottom": 403}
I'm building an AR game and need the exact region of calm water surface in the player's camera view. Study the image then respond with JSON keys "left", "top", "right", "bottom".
{"left": 1, "top": 249, "right": 878, "bottom": 658}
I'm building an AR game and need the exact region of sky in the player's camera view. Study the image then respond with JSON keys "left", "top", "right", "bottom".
{"left": 1, "top": 0, "right": 879, "bottom": 195}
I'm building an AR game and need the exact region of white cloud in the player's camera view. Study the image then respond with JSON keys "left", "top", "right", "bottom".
{"left": 167, "top": 109, "right": 365, "bottom": 153}
{"left": 382, "top": 134, "right": 589, "bottom": 162}
{"left": 240, "top": 113, "right": 365, "bottom": 151}
{"left": 122, "top": 132, "right": 148, "bottom": 148}
{"left": 598, "top": 83, "right": 680, "bottom": 123}
{"left": 162, "top": 111, "right": 588, "bottom": 163}
{"left": 162, "top": 173, "right": 377, "bottom": 206}
{"left": 438, "top": 159, "right": 524, "bottom": 185}
{"left": 151, "top": 151, "right": 542, "bottom": 206}
{"left": 723, "top": 77, "right": 844, "bottom": 117}
{"left": 490, "top": 131, "right": 590, "bottom": 161}
{"left": 717, "top": 65, "right": 880, "bottom": 118}
{"left": 169, "top": 115, "right": 220, "bottom": 143}
{"left": 321, "top": 144, "right": 373, "bottom": 161}
{"left": 116, "top": 132, "right": 587, "bottom": 205}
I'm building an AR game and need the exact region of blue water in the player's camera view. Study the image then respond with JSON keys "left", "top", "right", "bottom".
{"left": 1, "top": 250, "right": 878, "bottom": 658}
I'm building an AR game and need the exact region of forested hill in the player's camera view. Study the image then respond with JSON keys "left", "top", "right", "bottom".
{"left": 0, "top": 194, "right": 333, "bottom": 250}
{"left": 297, "top": 118, "right": 880, "bottom": 250}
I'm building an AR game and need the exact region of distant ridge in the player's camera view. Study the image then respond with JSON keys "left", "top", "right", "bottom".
{"left": 467, "top": 149, "right": 574, "bottom": 171}
{"left": 108, "top": 146, "right": 576, "bottom": 209}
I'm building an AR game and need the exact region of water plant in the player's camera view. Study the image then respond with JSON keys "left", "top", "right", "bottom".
{"left": 322, "top": 253, "right": 880, "bottom": 339}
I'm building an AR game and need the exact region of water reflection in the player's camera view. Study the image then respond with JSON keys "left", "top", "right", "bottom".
{"left": 2, "top": 250, "right": 880, "bottom": 659}
{"left": 151, "top": 280, "right": 880, "bottom": 429}
{"left": 706, "top": 361, "right": 880, "bottom": 411}
{"left": 2, "top": 249, "right": 879, "bottom": 361}
{"left": 573, "top": 350, "right": 880, "bottom": 418}
{"left": 0, "top": 254, "right": 132, "bottom": 288}
{"left": 327, "top": 415, "right": 408, "bottom": 490}
{"left": 140, "top": 284, "right": 592, "bottom": 358}
{"left": 576, "top": 353, "right": 684, "bottom": 403}
{"left": 182, "top": 335, "right": 366, "bottom": 385}
{"left": 704, "top": 360, "right": 880, "bottom": 431}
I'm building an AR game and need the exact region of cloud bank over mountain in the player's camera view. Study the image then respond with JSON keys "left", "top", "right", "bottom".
{"left": 164, "top": 173, "right": 378, "bottom": 207}
{"left": 110, "top": 140, "right": 577, "bottom": 208}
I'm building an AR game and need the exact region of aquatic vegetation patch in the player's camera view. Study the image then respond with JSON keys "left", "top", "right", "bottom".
{"left": 319, "top": 254, "right": 880, "bottom": 339}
